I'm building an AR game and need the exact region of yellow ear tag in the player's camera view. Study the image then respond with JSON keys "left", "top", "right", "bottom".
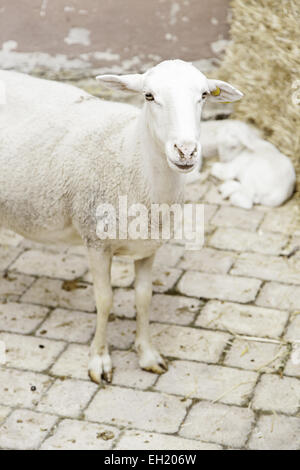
{"left": 211, "top": 87, "right": 221, "bottom": 96}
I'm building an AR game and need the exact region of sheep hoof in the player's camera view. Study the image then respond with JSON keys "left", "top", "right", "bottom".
{"left": 88, "top": 353, "right": 113, "bottom": 384}
{"left": 138, "top": 347, "right": 168, "bottom": 374}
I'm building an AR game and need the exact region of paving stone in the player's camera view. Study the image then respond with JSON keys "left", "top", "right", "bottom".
{"left": 151, "top": 294, "right": 201, "bottom": 325}
{"left": 0, "top": 409, "right": 57, "bottom": 450}
{"left": 204, "top": 204, "right": 219, "bottom": 224}
{"left": 248, "top": 415, "right": 300, "bottom": 450}
{"left": 155, "top": 360, "right": 257, "bottom": 405}
{"left": 256, "top": 282, "right": 300, "bottom": 311}
{"left": 285, "top": 314, "right": 300, "bottom": 342}
{"left": 196, "top": 301, "right": 288, "bottom": 338}
{"left": 11, "top": 250, "right": 88, "bottom": 280}
{"left": 177, "top": 271, "right": 261, "bottom": 303}
{"left": 211, "top": 206, "right": 264, "bottom": 232}
{"left": 0, "top": 272, "right": 34, "bottom": 302}
{"left": 154, "top": 244, "right": 184, "bottom": 267}
{"left": 0, "top": 302, "right": 49, "bottom": 334}
{"left": 0, "top": 368, "right": 52, "bottom": 408}
{"left": 152, "top": 266, "right": 182, "bottom": 293}
{"left": 178, "top": 247, "right": 235, "bottom": 274}
{"left": 224, "top": 339, "right": 288, "bottom": 372}
{"left": 37, "top": 378, "right": 97, "bottom": 418}
{"left": 117, "top": 429, "right": 222, "bottom": 450}
{"left": 180, "top": 401, "right": 254, "bottom": 448}
{"left": 85, "top": 386, "right": 190, "bottom": 433}
{"left": 0, "top": 246, "right": 24, "bottom": 271}
{"left": 231, "top": 252, "right": 300, "bottom": 285}
{"left": 0, "top": 332, "right": 65, "bottom": 372}
{"left": 151, "top": 323, "right": 230, "bottom": 363}
{"left": 252, "top": 374, "right": 300, "bottom": 414}
{"left": 260, "top": 204, "right": 300, "bottom": 235}
{"left": 112, "top": 290, "right": 201, "bottom": 325}
{"left": 36, "top": 308, "right": 95, "bottom": 343}
{"left": 209, "top": 227, "right": 288, "bottom": 255}
{"left": 21, "top": 277, "right": 95, "bottom": 312}
{"left": 41, "top": 419, "right": 119, "bottom": 450}
{"left": 284, "top": 345, "right": 300, "bottom": 378}
{"left": 185, "top": 181, "right": 208, "bottom": 203}
{"left": 50, "top": 344, "right": 90, "bottom": 380}
{"left": 0, "top": 229, "right": 23, "bottom": 247}
{"left": 0, "top": 406, "right": 10, "bottom": 425}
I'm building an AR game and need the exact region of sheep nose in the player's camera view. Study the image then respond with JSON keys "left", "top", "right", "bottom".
{"left": 174, "top": 142, "right": 197, "bottom": 159}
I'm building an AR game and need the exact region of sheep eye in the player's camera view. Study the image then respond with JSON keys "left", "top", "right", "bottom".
{"left": 202, "top": 91, "right": 208, "bottom": 99}
{"left": 145, "top": 93, "right": 154, "bottom": 102}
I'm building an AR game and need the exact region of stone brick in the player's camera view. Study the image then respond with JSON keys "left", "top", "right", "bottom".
{"left": 151, "top": 294, "right": 201, "bottom": 325}
{"left": 211, "top": 206, "right": 264, "bottom": 232}
{"left": 196, "top": 301, "right": 288, "bottom": 338}
{"left": 37, "top": 378, "right": 97, "bottom": 418}
{"left": 256, "top": 282, "right": 300, "bottom": 311}
{"left": 41, "top": 419, "right": 119, "bottom": 450}
{"left": 152, "top": 266, "right": 182, "bottom": 293}
{"left": 0, "top": 409, "right": 57, "bottom": 450}
{"left": 0, "top": 229, "right": 23, "bottom": 247}
{"left": 224, "top": 339, "right": 288, "bottom": 372}
{"left": 248, "top": 415, "right": 300, "bottom": 450}
{"left": 0, "top": 332, "right": 65, "bottom": 372}
{"left": 252, "top": 374, "right": 300, "bottom": 414}
{"left": 209, "top": 227, "right": 288, "bottom": 255}
{"left": 178, "top": 247, "right": 235, "bottom": 274}
{"left": 0, "top": 406, "right": 10, "bottom": 425}
{"left": 85, "top": 386, "right": 191, "bottom": 433}
{"left": 151, "top": 323, "right": 230, "bottom": 362}
{"left": 154, "top": 244, "right": 184, "bottom": 267}
{"left": 260, "top": 204, "right": 300, "bottom": 235}
{"left": 36, "top": 308, "right": 95, "bottom": 343}
{"left": 0, "top": 302, "right": 49, "bottom": 334}
{"left": 0, "top": 368, "right": 52, "bottom": 408}
{"left": 231, "top": 252, "right": 300, "bottom": 285}
{"left": 285, "top": 314, "right": 300, "bottom": 342}
{"left": 155, "top": 360, "right": 257, "bottom": 405}
{"left": 0, "top": 272, "right": 34, "bottom": 301}
{"left": 177, "top": 271, "right": 261, "bottom": 303}
{"left": 180, "top": 401, "right": 254, "bottom": 448}
{"left": 11, "top": 249, "right": 88, "bottom": 280}
{"left": 0, "top": 246, "right": 23, "bottom": 271}
{"left": 284, "top": 345, "right": 300, "bottom": 378}
{"left": 117, "top": 429, "right": 222, "bottom": 450}
{"left": 21, "top": 277, "right": 95, "bottom": 312}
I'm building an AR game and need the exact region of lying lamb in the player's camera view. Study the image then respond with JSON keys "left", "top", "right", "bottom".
{"left": 0, "top": 60, "right": 242, "bottom": 383}
{"left": 207, "top": 120, "right": 296, "bottom": 209}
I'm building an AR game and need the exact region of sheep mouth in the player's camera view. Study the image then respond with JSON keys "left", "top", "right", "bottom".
{"left": 174, "top": 163, "right": 195, "bottom": 171}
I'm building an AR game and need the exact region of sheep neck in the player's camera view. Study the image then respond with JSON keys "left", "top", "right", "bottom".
{"left": 135, "top": 106, "right": 185, "bottom": 205}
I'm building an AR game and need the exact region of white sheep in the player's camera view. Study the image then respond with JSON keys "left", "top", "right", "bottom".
{"left": 206, "top": 120, "right": 296, "bottom": 209}
{"left": 0, "top": 60, "right": 242, "bottom": 383}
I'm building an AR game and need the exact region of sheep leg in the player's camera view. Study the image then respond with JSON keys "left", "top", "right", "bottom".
{"left": 211, "top": 160, "right": 241, "bottom": 180}
{"left": 88, "top": 247, "right": 113, "bottom": 384}
{"left": 134, "top": 255, "right": 168, "bottom": 374}
{"left": 230, "top": 189, "right": 253, "bottom": 209}
{"left": 219, "top": 180, "right": 242, "bottom": 199}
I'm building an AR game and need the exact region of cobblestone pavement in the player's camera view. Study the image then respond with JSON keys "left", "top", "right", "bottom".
{"left": 0, "top": 171, "right": 299, "bottom": 450}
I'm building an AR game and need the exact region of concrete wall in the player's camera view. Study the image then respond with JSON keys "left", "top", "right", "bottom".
{"left": 0, "top": 0, "right": 230, "bottom": 78}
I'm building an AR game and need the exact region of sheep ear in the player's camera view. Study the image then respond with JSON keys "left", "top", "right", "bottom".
{"left": 207, "top": 79, "right": 243, "bottom": 103}
{"left": 96, "top": 74, "right": 143, "bottom": 93}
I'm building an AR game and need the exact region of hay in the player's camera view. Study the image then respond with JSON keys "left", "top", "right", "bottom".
{"left": 217, "top": 0, "right": 300, "bottom": 196}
